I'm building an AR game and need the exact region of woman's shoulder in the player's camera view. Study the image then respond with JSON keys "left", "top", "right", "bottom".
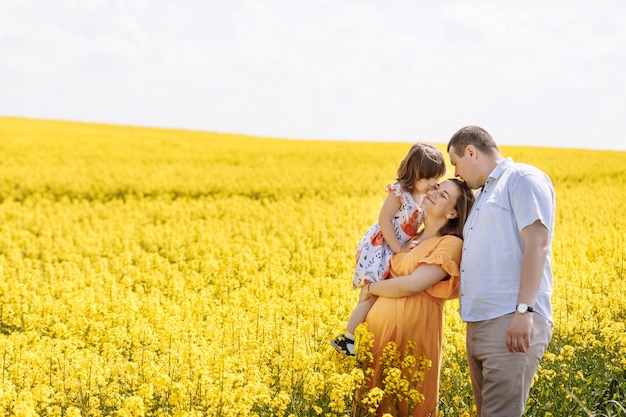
{"left": 434, "top": 235, "right": 463, "bottom": 250}
{"left": 429, "top": 235, "right": 463, "bottom": 264}
{"left": 439, "top": 234, "right": 462, "bottom": 243}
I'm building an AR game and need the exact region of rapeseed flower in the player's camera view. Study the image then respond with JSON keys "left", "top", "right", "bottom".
{"left": 0, "top": 117, "right": 624, "bottom": 416}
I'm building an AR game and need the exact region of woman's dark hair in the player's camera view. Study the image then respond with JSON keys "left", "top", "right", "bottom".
{"left": 396, "top": 143, "right": 447, "bottom": 193}
{"left": 438, "top": 178, "right": 475, "bottom": 239}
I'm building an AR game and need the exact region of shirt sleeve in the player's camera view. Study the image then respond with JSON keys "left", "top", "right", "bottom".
{"left": 420, "top": 236, "right": 462, "bottom": 300}
{"left": 386, "top": 182, "right": 403, "bottom": 197}
{"left": 510, "top": 172, "right": 555, "bottom": 232}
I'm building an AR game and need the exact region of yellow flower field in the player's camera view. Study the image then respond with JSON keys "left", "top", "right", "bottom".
{"left": 0, "top": 116, "right": 624, "bottom": 416}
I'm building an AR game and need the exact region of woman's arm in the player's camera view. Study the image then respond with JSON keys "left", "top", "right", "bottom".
{"left": 378, "top": 192, "right": 403, "bottom": 253}
{"left": 359, "top": 263, "right": 449, "bottom": 302}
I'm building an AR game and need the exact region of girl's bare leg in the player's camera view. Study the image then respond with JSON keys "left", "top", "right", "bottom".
{"left": 346, "top": 296, "right": 376, "bottom": 334}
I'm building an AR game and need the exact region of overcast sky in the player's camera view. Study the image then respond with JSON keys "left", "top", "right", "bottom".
{"left": 1, "top": 0, "right": 625, "bottom": 150}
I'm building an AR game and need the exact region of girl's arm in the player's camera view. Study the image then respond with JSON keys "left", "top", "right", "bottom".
{"left": 359, "top": 264, "right": 448, "bottom": 302}
{"left": 378, "top": 191, "right": 403, "bottom": 254}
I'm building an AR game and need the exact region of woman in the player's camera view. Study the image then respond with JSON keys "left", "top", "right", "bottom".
{"left": 356, "top": 178, "right": 474, "bottom": 417}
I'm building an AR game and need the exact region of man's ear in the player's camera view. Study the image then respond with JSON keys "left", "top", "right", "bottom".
{"left": 466, "top": 144, "right": 477, "bottom": 159}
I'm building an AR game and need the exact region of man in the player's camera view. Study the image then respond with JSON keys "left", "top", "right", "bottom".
{"left": 447, "top": 126, "right": 555, "bottom": 417}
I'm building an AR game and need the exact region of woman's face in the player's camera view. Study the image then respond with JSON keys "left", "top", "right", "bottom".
{"left": 421, "top": 180, "right": 459, "bottom": 219}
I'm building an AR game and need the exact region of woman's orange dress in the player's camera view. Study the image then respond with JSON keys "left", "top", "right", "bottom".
{"left": 364, "top": 235, "right": 462, "bottom": 417}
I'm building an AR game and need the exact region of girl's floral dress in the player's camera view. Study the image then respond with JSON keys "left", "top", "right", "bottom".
{"left": 352, "top": 183, "right": 424, "bottom": 289}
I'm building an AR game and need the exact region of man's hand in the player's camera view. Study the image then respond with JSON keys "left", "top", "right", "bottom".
{"left": 506, "top": 313, "right": 533, "bottom": 352}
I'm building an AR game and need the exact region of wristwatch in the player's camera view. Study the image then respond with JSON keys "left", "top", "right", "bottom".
{"left": 516, "top": 303, "right": 534, "bottom": 314}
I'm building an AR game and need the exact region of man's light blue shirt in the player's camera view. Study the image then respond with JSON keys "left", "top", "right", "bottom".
{"left": 459, "top": 158, "right": 555, "bottom": 323}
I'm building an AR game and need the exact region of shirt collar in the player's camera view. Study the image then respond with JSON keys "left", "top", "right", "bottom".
{"left": 484, "top": 157, "right": 513, "bottom": 187}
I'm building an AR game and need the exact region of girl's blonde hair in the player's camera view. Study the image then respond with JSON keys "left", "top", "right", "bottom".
{"left": 396, "top": 143, "right": 447, "bottom": 193}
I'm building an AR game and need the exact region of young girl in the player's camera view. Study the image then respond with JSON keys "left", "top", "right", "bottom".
{"left": 331, "top": 143, "right": 447, "bottom": 357}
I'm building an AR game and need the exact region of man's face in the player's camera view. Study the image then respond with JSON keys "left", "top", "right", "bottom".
{"left": 448, "top": 146, "right": 466, "bottom": 178}
{"left": 448, "top": 146, "right": 478, "bottom": 190}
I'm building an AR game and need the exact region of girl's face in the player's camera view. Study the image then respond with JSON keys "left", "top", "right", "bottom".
{"left": 414, "top": 177, "right": 439, "bottom": 194}
{"left": 421, "top": 180, "right": 460, "bottom": 219}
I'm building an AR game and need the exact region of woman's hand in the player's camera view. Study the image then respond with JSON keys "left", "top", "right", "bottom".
{"left": 358, "top": 285, "right": 372, "bottom": 303}
{"left": 408, "top": 238, "right": 421, "bottom": 250}
{"left": 399, "top": 239, "right": 415, "bottom": 253}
